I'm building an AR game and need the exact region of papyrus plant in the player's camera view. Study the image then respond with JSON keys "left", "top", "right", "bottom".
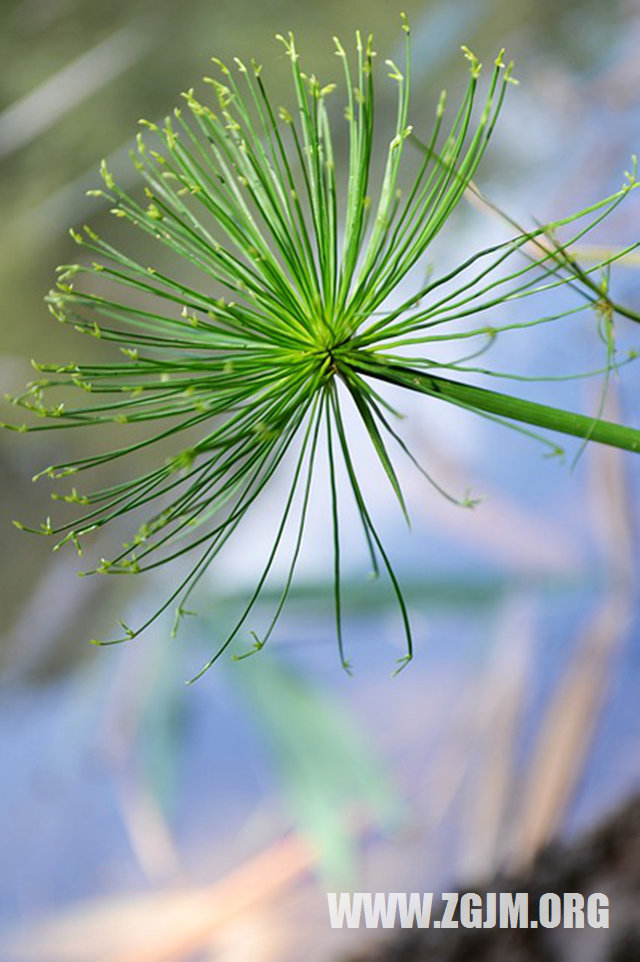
{"left": 6, "top": 19, "right": 640, "bottom": 677}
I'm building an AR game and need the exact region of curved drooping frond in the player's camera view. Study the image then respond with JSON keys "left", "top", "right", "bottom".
{"left": 5, "top": 20, "right": 640, "bottom": 676}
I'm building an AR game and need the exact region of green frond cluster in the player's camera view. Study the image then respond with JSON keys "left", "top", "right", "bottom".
{"left": 5, "top": 22, "right": 640, "bottom": 677}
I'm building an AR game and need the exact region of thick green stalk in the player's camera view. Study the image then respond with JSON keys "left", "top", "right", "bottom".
{"left": 348, "top": 355, "right": 640, "bottom": 453}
